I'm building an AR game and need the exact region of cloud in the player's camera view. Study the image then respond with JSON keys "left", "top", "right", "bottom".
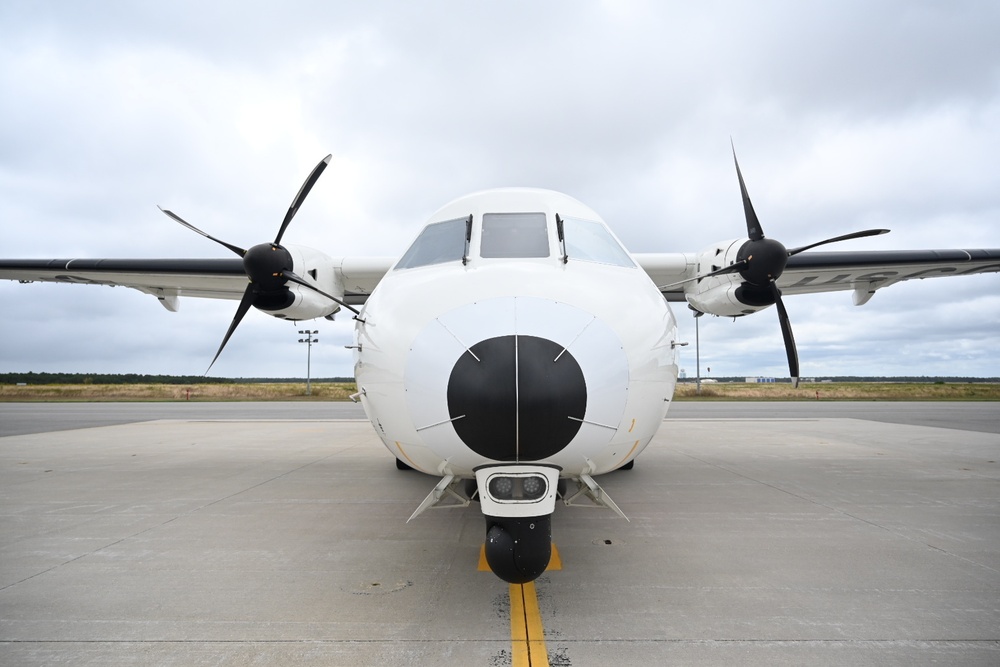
{"left": 1, "top": 1, "right": 998, "bottom": 378}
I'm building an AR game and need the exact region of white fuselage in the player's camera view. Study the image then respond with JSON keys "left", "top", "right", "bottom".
{"left": 352, "top": 188, "right": 679, "bottom": 479}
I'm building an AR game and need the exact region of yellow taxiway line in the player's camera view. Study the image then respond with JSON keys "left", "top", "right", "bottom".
{"left": 510, "top": 581, "right": 548, "bottom": 667}
{"left": 478, "top": 543, "right": 562, "bottom": 572}
{"left": 478, "top": 544, "right": 559, "bottom": 666}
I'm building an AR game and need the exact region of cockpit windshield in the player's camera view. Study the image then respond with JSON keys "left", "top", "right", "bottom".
{"left": 395, "top": 210, "right": 629, "bottom": 269}
{"left": 560, "top": 216, "right": 634, "bottom": 267}
{"left": 480, "top": 212, "right": 549, "bottom": 258}
{"left": 394, "top": 217, "right": 468, "bottom": 269}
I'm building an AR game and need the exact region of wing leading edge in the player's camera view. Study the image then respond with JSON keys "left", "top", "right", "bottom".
{"left": 3, "top": 248, "right": 998, "bottom": 312}
{"left": 0, "top": 257, "right": 395, "bottom": 310}
{"left": 635, "top": 248, "right": 1000, "bottom": 304}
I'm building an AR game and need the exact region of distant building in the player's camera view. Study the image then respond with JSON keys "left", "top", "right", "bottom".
{"left": 745, "top": 377, "right": 776, "bottom": 383}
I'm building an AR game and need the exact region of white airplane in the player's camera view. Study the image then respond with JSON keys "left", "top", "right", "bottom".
{"left": 2, "top": 153, "right": 998, "bottom": 583}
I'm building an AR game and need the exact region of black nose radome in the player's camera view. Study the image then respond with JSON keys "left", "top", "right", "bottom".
{"left": 446, "top": 335, "right": 587, "bottom": 462}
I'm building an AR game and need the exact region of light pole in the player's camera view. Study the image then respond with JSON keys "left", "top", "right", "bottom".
{"left": 297, "top": 330, "right": 319, "bottom": 395}
{"left": 694, "top": 311, "right": 703, "bottom": 396}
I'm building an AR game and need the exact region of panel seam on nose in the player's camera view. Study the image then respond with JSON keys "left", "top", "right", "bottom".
{"left": 514, "top": 333, "right": 520, "bottom": 463}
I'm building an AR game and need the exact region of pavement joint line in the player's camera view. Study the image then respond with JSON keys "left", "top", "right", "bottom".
{"left": 676, "top": 448, "right": 1000, "bottom": 577}
{"left": 188, "top": 450, "right": 342, "bottom": 511}
{"left": 1, "top": 639, "right": 998, "bottom": 645}
{"left": 675, "top": 449, "right": 883, "bottom": 521}
{"left": 3, "top": 407, "right": 997, "bottom": 661}
{"left": 0, "top": 449, "right": 341, "bottom": 593}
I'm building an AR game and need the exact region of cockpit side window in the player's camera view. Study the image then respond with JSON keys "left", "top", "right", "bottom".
{"left": 480, "top": 212, "right": 549, "bottom": 258}
{"left": 394, "top": 217, "right": 468, "bottom": 269}
{"left": 560, "top": 216, "right": 635, "bottom": 267}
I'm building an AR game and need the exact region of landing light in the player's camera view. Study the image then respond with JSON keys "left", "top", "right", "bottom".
{"left": 475, "top": 466, "right": 560, "bottom": 518}
{"left": 487, "top": 474, "right": 547, "bottom": 502}
{"left": 522, "top": 475, "right": 545, "bottom": 498}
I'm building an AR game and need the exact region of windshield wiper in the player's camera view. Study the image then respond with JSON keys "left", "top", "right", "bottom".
{"left": 556, "top": 213, "right": 568, "bottom": 264}
{"left": 462, "top": 214, "right": 473, "bottom": 265}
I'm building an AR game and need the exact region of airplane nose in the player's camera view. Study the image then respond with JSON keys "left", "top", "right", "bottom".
{"left": 447, "top": 335, "right": 586, "bottom": 461}
{"left": 402, "top": 296, "right": 630, "bottom": 468}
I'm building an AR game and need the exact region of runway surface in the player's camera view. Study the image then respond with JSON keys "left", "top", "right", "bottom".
{"left": 2, "top": 400, "right": 998, "bottom": 437}
{"left": 1, "top": 403, "right": 998, "bottom": 665}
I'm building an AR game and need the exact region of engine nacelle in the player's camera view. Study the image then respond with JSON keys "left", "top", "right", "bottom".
{"left": 263, "top": 244, "right": 345, "bottom": 321}
{"left": 684, "top": 238, "right": 773, "bottom": 317}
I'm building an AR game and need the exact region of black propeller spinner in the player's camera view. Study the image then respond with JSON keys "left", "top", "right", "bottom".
{"left": 702, "top": 146, "right": 889, "bottom": 387}
{"left": 159, "top": 154, "right": 359, "bottom": 373}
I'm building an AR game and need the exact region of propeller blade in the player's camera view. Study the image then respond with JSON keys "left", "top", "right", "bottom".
{"left": 281, "top": 270, "right": 362, "bottom": 316}
{"left": 700, "top": 259, "right": 750, "bottom": 281}
{"left": 206, "top": 282, "right": 256, "bottom": 374}
{"left": 732, "top": 143, "right": 764, "bottom": 241}
{"left": 656, "top": 258, "right": 750, "bottom": 291}
{"left": 770, "top": 283, "right": 800, "bottom": 388}
{"left": 159, "top": 206, "right": 246, "bottom": 257}
{"left": 787, "top": 228, "right": 890, "bottom": 256}
{"left": 274, "top": 154, "right": 332, "bottom": 246}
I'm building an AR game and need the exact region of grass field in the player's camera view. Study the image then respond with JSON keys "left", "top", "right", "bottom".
{"left": 1, "top": 381, "right": 997, "bottom": 402}
{"left": 674, "top": 382, "right": 1000, "bottom": 401}
{"left": 0, "top": 383, "right": 358, "bottom": 402}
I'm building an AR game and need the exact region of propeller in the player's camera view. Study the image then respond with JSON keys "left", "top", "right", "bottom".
{"left": 159, "top": 154, "right": 358, "bottom": 373}
{"left": 716, "top": 146, "right": 889, "bottom": 387}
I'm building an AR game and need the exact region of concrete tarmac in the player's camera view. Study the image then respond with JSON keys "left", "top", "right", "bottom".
{"left": 1, "top": 404, "right": 998, "bottom": 665}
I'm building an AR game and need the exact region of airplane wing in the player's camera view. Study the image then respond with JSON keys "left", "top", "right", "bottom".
{"left": 0, "top": 257, "right": 396, "bottom": 310}
{"left": 5, "top": 248, "right": 997, "bottom": 312}
{"left": 635, "top": 248, "right": 1000, "bottom": 305}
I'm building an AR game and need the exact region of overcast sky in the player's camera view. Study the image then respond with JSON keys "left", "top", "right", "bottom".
{"left": 1, "top": 1, "right": 998, "bottom": 379}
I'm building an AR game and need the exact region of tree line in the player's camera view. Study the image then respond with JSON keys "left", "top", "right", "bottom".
{"left": 683, "top": 375, "right": 998, "bottom": 383}
{"left": 1, "top": 372, "right": 355, "bottom": 385}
